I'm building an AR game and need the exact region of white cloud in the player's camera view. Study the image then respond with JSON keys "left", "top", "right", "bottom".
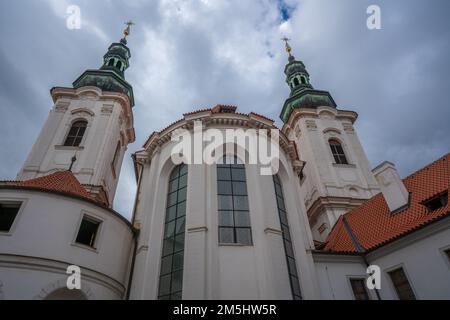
{"left": 2, "top": 0, "right": 450, "bottom": 220}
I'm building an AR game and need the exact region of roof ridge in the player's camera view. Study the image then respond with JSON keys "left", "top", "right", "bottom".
{"left": 402, "top": 151, "right": 450, "bottom": 181}
{"left": 1, "top": 171, "right": 99, "bottom": 205}
{"left": 324, "top": 151, "right": 450, "bottom": 253}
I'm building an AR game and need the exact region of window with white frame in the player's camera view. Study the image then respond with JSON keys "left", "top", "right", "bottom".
{"left": 0, "top": 201, "right": 21, "bottom": 232}
{"left": 64, "top": 120, "right": 87, "bottom": 147}
{"left": 75, "top": 215, "right": 101, "bottom": 248}
{"left": 388, "top": 267, "right": 416, "bottom": 300}
{"left": 158, "top": 164, "right": 188, "bottom": 300}
{"left": 350, "top": 278, "right": 370, "bottom": 300}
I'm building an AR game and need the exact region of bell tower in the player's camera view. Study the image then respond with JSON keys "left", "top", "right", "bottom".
{"left": 280, "top": 39, "right": 380, "bottom": 242}
{"left": 17, "top": 23, "right": 136, "bottom": 208}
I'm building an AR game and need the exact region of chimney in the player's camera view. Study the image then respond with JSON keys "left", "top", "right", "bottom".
{"left": 372, "top": 161, "right": 410, "bottom": 213}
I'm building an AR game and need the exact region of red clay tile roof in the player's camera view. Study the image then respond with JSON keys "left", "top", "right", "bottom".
{"left": 324, "top": 153, "right": 450, "bottom": 253}
{"left": 1, "top": 171, "right": 98, "bottom": 205}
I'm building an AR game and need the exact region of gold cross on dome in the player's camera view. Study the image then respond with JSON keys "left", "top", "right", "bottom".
{"left": 281, "top": 37, "right": 292, "bottom": 56}
{"left": 123, "top": 20, "right": 135, "bottom": 38}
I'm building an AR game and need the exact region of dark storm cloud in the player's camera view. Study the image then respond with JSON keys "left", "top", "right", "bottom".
{"left": 0, "top": 0, "right": 449, "bottom": 218}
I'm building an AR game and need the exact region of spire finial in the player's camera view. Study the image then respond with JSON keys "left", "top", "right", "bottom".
{"left": 281, "top": 37, "right": 293, "bottom": 57}
{"left": 121, "top": 21, "right": 135, "bottom": 44}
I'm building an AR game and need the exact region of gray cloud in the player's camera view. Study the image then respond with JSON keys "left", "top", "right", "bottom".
{"left": 1, "top": 0, "right": 449, "bottom": 219}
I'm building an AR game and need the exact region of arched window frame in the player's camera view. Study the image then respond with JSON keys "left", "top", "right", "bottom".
{"left": 63, "top": 119, "right": 88, "bottom": 147}
{"left": 158, "top": 164, "right": 188, "bottom": 300}
{"left": 328, "top": 138, "right": 349, "bottom": 165}
{"left": 273, "top": 174, "right": 302, "bottom": 300}
{"left": 300, "top": 76, "right": 307, "bottom": 84}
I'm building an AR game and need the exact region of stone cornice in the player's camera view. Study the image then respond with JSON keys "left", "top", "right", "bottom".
{"left": 282, "top": 106, "right": 358, "bottom": 137}
{"left": 50, "top": 86, "right": 135, "bottom": 144}
{"left": 307, "top": 196, "right": 369, "bottom": 222}
{"left": 135, "top": 109, "right": 305, "bottom": 178}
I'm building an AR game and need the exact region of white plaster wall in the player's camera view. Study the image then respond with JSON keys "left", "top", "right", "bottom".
{"left": 0, "top": 189, "right": 134, "bottom": 299}
{"left": 313, "top": 219, "right": 450, "bottom": 300}
{"left": 289, "top": 107, "right": 379, "bottom": 240}
{"left": 18, "top": 88, "right": 131, "bottom": 205}
{"left": 0, "top": 258, "right": 121, "bottom": 300}
{"left": 367, "top": 220, "right": 450, "bottom": 300}
{"left": 130, "top": 127, "right": 320, "bottom": 300}
{"left": 313, "top": 255, "right": 373, "bottom": 300}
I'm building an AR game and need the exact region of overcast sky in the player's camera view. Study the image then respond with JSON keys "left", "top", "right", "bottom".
{"left": 1, "top": 0, "right": 449, "bottom": 220}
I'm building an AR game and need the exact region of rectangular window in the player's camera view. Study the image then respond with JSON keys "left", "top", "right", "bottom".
{"left": 0, "top": 202, "right": 21, "bottom": 232}
{"left": 217, "top": 157, "right": 252, "bottom": 246}
{"left": 444, "top": 248, "right": 450, "bottom": 262}
{"left": 423, "top": 191, "right": 448, "bottom": 212}
{"left": 111, "top": 142, "right": 121, "bottom": 178}
{"left": 350, "top": 278, "right": 370, "bottom": 300}
{"left": 158, "top": 165, "right": 187, "bottom": 300}
{"left": 329, "top": 140, "right": 348, "bottom": 165}
{"left": 76, "top": 216, "right": 101, "bottom": 248}
{"left": 273, "top": 175, "right": 302, "bottom": 300}
{"left": 388, "top": 267, "right": 416, "bottom": 300}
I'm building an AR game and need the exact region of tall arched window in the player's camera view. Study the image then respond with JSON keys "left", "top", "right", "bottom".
{"left": 300, "top": 76, "right": 306, "bottom": 84}
{"left": 64, "top": 120, "right": 87, "bottom": 147}
{"left": 217, "top": 155, "right": 252, "bottom": 245}
{"left": 108, "top": 59, "right": 115, "bottom": 66}
{"left": 111, "top": 141, "right": 121, "bottom": 178}
{"left": 273, "top": 174, "right": 302, "bottom": 300}
{"left": 116, "top": 60, "right": 122, "bottom": 70}
{"left": 158, "top": 164, "right": 188, "bottom": 300}
{"left": 293, "top": 78, "right": 300, "bottom": 87}
{"left": 329, "top": 139, "right": 348, "bottom": 165}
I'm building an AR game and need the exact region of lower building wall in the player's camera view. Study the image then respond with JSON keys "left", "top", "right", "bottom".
{"left": 130, "top": 143, "right": 320, "bottom": 300}
{"left": 367, "top": 219, "right": 450, "bottom": 300}
{"left": 313, "top": 255, "right": 373, "bottom": 300}
{"left": 0, "top": 189, "right": 134, "bottom": 300}
{"left": 313, "top": 218, "right": 450, "bottom": 300}
{"left": 0, "top": 256, "right": 122, "bottom": 300}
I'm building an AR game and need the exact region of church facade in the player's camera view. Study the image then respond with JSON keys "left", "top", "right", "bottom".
{"left": 0, "top": 31, "right": 449, "bottom": 300}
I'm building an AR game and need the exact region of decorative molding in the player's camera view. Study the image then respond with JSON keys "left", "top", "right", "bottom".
{"left": 137, "top": 245, "right": 149, "bottom": 254}
{"left": 318, "top": 109, "right": 336, "bottom": 120}
{"left": 34, "top": 279, "right": 95, "bottom": 300}
{"left": 54, "top": 102, "right": 70, "bottom": 113}
{"left": 78, "top": 168, "right": 94, "bottom": 175}
{"left": 54, "top": 145, "right": 84, "bottom": 151}
{"left": 264, "top": 227, "right": 283, "bottom": 236}
{"left": 101, "top": 104, "right": 114, "bottom": 114}
{"left": 307, "top": 196, "right": 369, "bottom": 221}
{"left": 79, "top": 92, "right": 100, "bottom": 101}
{"left": 323, "top": 127, "right": 342, "bottom": 135}
{"left": 343, "top": 123, "right": 355, "bottom": 133}
{"left": 332, "top": 163, "right": 357, "bottom": 169}
{"left": 187, "top": 226, "right": 208, "bottom": 234}
{"left": 71, "top": 108, "right": 95, "bottom": 117}
{"left": 0, "top": 254, "right": 124, "bottom": 299}
{"left": 318, "top": 223, "right": 327, "bottom": 234}
{"left": 305, "top": 119, "right": 317, "bottom": 130}
{"left": 294, "top": 125, "right": 301, "bottom": 139}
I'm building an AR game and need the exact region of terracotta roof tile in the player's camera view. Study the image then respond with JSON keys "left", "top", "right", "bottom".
{"left": 1, "top": 171, "right": 99, "bottom": 205}
{"left": 324, "top": 153, "right": 450, "bottom": 253}
{"left": 249, "top": 112, "right": 274, "bottom": 123}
